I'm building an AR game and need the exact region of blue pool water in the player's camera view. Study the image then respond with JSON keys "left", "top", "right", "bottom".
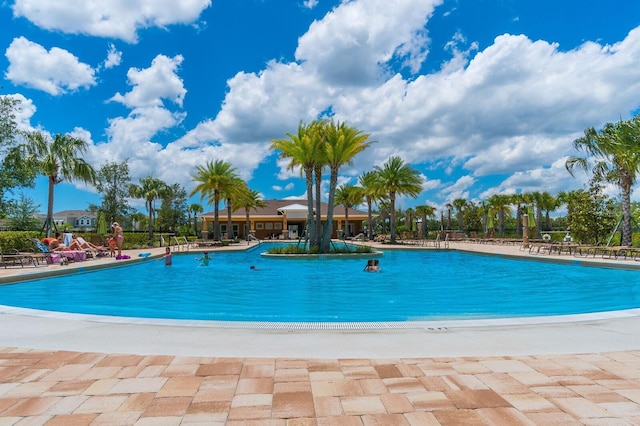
{"left": 0, "top": 246, "right": 639, "bottom": 322}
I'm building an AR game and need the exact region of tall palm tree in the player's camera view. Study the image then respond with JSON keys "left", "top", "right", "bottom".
{"left": 271, "top": 121, "right": 323, "bottom": 247}
{"left": 312, "top": 122, "right": 328, "bottom": 248}
{"left": 566, "top": 115, "right": 640, "bottom": 246}
{"left": 233, "top": 186, "right": 266, "bottom": 241}
{"left": 510, "top": 193, "right": 526, "bottom": 237}
{"left": 404, "top": 207, "right": 415, "bottom": 235}
{"left": 129, "top": 176, "right": 169, "bottom": 242}
{"left": 20, "top": 131, "right": 96, "bottom": 237}
{"left": 415, "top": 204, "right": 436, "bottom": 239}
{"left": 188, "top": 203, "right": 203, "bottom": 236}
{"left": 538, "top": 192, "right": 557, "bottom": 232}
{"left": 358, "top": 171, "right": 387, "bottom": 240}
{"left": 190, "top": 160, "right": 240, "bottom": 241}
{"left": 452, "top": 198, "right": 467, "bottom": 231}
{"left": 130, "top": 212, "right": 147, "bottom": 232}
{"left": 374, "top": 156, "right": 423, "bottom": 244}
{"left": 377, "top": 200, "right": 391, "bottom": 235}
{"left": 320, "top": 121, "right": 371, "bottom": 251}
{"left": 530, "top": 191, "right": 544, "bottom": 238}
{"left": 222, "top": 176, "right": 248, "bottom": 239}
{"left": 487, "top": 194, "right": 512, "bottom": 237}
{"left": 335, "top": 184, "right": 364, "bottom": 239}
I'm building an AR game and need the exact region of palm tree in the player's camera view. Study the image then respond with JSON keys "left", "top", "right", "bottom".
{"left": 530, "top": 191, "right": 544, "bottom": 238}
{"left": 233, "top": 186, "right": 266, "bottom": 241}
{"left": 320, "top": 121, "right": 371, "bottom": 251}
{"left": 358, "top": 171, "right": 387, "bottom": 240}
{"left": 129, "top": 176, "right": 169, "bottom": 242}
{"left": 130, "top": 212, "right": 147, "bottom": 232}
{"left": 271, "top": 121, "right": 323, "bottom": 247}
{"left": 404, "top": 207, "right": 415, "bottom": 236}
{"left": 188, "top": 203, "right": 203, "bottom": 236}
{"left": 20, "top": 132, "right": 96, "bottom": 237}
{"left": 222, "top": 176, "right": 248, "bottom": 239}
{"left": 377, "top": 200, "right": 391, "bottom": 235}
{"left": 335, "top": 184, "right": 364, "bottom": 239}
{"left": 452, "top": 198, "right": 467, "bottom": 231}
{"left": 566, "top": 115, "right": 640, "bottom": 246}
{"left": 190, "top": 160, "right": 240, "bottom": 241}
{"left": 538, "top": 192, "right": 557, "bottom": 232}
{"left": 510, "top": 193, "right": 526, "bottom": 237}
{"left": 374, "top": 156, "right": 423, "bottom": 244}
{"left": 487, "top": 194, "right": 512, "bottom": 237}
{"left": 415, "top": 204, "right": 436, "bottom": 239}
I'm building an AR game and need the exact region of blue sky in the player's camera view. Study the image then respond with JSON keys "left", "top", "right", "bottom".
{"left": 2, "top": 0, "right": 640, "bottom": 216}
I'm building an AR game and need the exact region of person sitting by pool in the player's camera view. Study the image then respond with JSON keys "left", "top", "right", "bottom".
{"left": 195, "top": 251, "right": 211, "bottom": 266}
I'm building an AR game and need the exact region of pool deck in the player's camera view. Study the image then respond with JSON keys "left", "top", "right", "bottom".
{"left": 1, "top": 241, "right": 640, "bottom": 424}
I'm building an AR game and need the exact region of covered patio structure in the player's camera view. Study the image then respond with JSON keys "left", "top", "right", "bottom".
{"left": 199, "top": 199, "right": 368, "bottom": 240}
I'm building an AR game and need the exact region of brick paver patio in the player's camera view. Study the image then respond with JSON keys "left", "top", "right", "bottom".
{"left": 2, "top": 242, "right": 640, "bottom": 424}
{"left": 2, "top": 347, "right": 640, "bottom": 424}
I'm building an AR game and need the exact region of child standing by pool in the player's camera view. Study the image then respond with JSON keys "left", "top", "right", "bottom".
{"left": 108, "top": 237, "right": 116, "bottom": 257}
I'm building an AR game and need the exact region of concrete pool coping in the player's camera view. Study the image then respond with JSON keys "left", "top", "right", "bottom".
{"left": 0, "top": 240, "right": 639, "bottom": 358}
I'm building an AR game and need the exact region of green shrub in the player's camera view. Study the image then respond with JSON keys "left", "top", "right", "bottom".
{"left": 266, "top": 244, "right": 373, "bottom": 254}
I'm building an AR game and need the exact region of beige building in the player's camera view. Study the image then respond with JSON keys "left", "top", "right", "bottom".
{"left": 200, "top": 199, "right": 369, "bottom": 240}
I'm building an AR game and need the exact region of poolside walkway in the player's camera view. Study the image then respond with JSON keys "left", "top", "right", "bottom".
{"left": 1, "top": 241, "right": 640, "bottom": 424}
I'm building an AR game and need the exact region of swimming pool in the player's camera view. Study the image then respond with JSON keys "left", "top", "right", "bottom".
{"left": 0, "top": 247, "right": 639, "bottom": 322}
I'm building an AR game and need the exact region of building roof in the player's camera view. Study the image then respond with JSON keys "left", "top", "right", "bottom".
{"left": 202, "top": 199, "right": 368, "bottom": 219}
{"left": 36, "top": 210, "right": 97, "bottom": 220}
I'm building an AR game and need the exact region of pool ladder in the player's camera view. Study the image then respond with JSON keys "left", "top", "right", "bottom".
{"left": 169, "top": 236, "right": 191, "bottom": 252}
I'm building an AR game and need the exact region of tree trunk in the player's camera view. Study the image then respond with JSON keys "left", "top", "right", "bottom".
{"left": 321, "top": 169, "right": 338, "bottom": 252}
{"left": 621, "top": 177, "right": 632, "bottom": 246}
{"left": 344, "top": 206, "right": 350, "bottom": 239}
{"left": 46, "top": 177, "right": 56, "bottom": 237}
{"left": 367, "top": 198, "right": 374, "bottom": 240}
{"left": 226, "top": 198, "right": 233, "bottom": 239}
{"left": 389, "top": 192, "right": 397, "bottom": 243}
{"left": 314, "top": 167, "right": 323, "bottom": 249}
{"left": 213, "top": 191, "right": 220, "bottom": 241}
{"left": 245, "top": 209, "right": 250, "bottom": 241}
{"left": 147, "top": 201, "right": 154, "bottom": 242}
{"left": 305, "top": 168, "right": 315, "bottom": 247}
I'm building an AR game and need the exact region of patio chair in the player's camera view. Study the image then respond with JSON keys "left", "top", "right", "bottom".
{"left": 0, "top": 249, "right": 37, "bottom": 268}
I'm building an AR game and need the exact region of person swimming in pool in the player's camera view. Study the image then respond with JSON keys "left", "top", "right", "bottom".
{"left": 161, "top": 246, "right": 172, "bottom": 266}
{"left": 364, "top": 259, "right": 380, "bottom": 272}
{"left": 196, "top": 251, "right": 211, "bottom": 266}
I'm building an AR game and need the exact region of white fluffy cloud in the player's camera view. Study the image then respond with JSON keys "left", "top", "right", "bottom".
{"left": 5, "top": 37, "right": 96, "bottom": 95}
{"left": 62, "top": 0, "right": 640, "bottom": 205}
{"left": 103, "top": 44, "right": 122, "bottom": 69}
{"left": 174, "top": 0, "right": 640, "bottom": 203}
{"left": 12, "top": 0, "right": 212, "bottom": 43}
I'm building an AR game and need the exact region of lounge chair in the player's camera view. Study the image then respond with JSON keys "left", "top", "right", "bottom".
{"left": 0, "top": 249, "right": 37, "bottom": 268}
{"left": 29, "top": 238, "right": 87, "bottom": 264}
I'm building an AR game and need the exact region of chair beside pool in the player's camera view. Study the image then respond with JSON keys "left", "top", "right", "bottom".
{"left": 28, "top": 238, "right": 88, "bottom": 264}
{"left": 0, "top": 250, "right": 38, "bottom": 268}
